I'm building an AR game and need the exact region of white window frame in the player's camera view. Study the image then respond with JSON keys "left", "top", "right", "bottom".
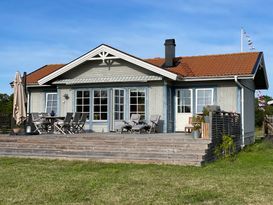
{"left": 129, "top": 88, "right": 146, "bottom": 120}
{"left": 113, "top": 88, "right": 125, "bottom": 121}
{"left": 176, "top": 89, "right": 193, "bottom": 114}
{"left": 93, "top": 89, "right": 108, "bottom": 122}
{"left": 75, "top": 90, "right": 90, "bottom": 120}
{"left": 45, "top": 93, "right": 58, "bottom": 114}
{"left": 195, "top": 88, "right": 214, "bottom": 113}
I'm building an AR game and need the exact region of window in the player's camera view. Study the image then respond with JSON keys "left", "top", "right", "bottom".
{"left": 45, "top": 93, "right": 57, "bottom": 114}
{"left": 93, "top": 89, "right": 108, "bottom": 121}
{"left": 177, "top": 89, "right": 192, "bottom": 113}
{"left": 114, "top": 89, "right": 124, "bottom": 120}
{"left": 130, "top": 89, "right": 146, "bottom": 120}
{"left": 196, "top": 88, "right": 213, "bottom": 113}
{"left": 76, "top": 90, "right": 90, "bottom": 119}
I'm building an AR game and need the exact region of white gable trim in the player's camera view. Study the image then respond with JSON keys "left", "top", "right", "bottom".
{"left": 38, "top": 44, "right": 177, "bottom": 85}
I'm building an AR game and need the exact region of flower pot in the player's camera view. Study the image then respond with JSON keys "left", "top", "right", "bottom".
{"left": 192, "top": 130, "right": 200, "bottom": 139}
{"left": 13, "top": 127, "right": 22, "bottom": 134}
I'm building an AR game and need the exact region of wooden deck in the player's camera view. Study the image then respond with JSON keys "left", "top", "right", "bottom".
{"left": 0, "top": 133, "right": 211, "bottom": 166}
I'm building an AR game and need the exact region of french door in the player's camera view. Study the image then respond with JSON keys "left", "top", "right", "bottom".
{"left": 175, "top": 89, "right": 193, "bottom": 132}
{"left": 112, "top": 89, "right": 125, "bottom": 130}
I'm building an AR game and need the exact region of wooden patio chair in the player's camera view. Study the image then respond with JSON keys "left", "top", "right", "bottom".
{"left": 31, "top": 113, "right": 50, "bottom": 134}
{"left": 70, "top": 112, "right": 82, "bottom": 133}
{"left": 74, "top": 113, "right": 88, "bottom": 133}
{"left": 121, "top": 114, "right": 141, "bottom": 133}
{"left": 132, "top": 114, "right": 161, "bottom": 134}
{"left": 54, "top": 112, "right": 73, "bottom": 134}
{"left": 184, "top": 117, "right": 194, "bottom": 134}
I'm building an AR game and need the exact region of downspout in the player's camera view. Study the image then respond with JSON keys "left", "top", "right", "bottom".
{"left": 234, "top": 76, "right": 245, "bottom": 147}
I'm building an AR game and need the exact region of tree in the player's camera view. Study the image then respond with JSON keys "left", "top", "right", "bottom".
{"left": 0, "top": 93, "right": 13, "bottom": 115}
{"left": 255, "top": 95, "right": 273, "bottom": 127}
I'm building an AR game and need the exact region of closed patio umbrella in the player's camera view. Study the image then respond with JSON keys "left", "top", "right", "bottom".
{"left": 13, "top": 71, "right": 27, "bottom": 126}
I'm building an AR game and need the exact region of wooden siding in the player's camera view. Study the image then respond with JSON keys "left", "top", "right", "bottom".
{"left": 241, "top": 79, "right": 255, "bottom": 144}
{"left": 61, "top": 59, "right": 157, "bottom": 80}
{"left": 148, "top": 85, "right": 164, "bottom": 132}
{"left": 58, "top": 88, "right": 73, "bottom": 116}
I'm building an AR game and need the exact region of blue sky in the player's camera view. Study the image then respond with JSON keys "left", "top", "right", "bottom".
{"left": 1, "top": 0, "right": 272, "bottom": 95}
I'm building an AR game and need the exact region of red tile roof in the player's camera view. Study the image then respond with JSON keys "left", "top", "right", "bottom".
{"left": 145, "top": 52, "right": 260, "bottom": 77}
{"left": 26, "top": 52, "right": 260, "bottom": 84}
{"left": 26, "top": 64, "right": 65, "bottom": 84}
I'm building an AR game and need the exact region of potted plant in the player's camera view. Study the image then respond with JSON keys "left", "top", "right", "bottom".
{"left": 192, "top": 123, "right": 201, "bottom": 139}
{"left": 13, "top": 124, "right": 22, "bottom": 135}
{"left": 202, "top": 107, "right": 210, "bottom": 123}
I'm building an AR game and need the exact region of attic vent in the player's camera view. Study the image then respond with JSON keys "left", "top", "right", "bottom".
{"left": 164, "top": 39, "right": 176, "bottom": 67}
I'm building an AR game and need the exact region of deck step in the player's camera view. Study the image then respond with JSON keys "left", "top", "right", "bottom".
{"left": 0, "top": 134, "right": 211, "bottom": 166}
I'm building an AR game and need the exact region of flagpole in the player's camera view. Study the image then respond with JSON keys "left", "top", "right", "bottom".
{"left": 240, "top": 27, "right": 244, "bottom": 52}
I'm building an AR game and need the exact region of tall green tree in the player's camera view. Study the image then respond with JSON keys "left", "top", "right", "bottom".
{"left": 0, "top": 93, "right": 13, "bottom": 115}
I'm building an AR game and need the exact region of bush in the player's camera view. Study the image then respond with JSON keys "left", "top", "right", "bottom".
{"left": 215, "top": 135, "right": 236, "bottom": 158}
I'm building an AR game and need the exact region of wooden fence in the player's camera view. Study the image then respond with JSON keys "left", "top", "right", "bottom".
{"left": 205, "top": 111, "right": 242, "bottom": 161}
{"left": 0, "top": 113, "right": 12, "bottom": 134}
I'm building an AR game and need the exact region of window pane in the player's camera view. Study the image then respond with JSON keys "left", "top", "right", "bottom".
{"left": 115, "top": 112, "right": 119, "bottom": 120}
{"left": 120, "top": 113, "right": 124, "bottom": 120}
{"left": 130, "top": 105, "right": 137, "bottom": 112}
{"left": 94, "top": 106, "right": 100, "bottom": 112}
{"left": 76, "top": 106, "right": 82, "bottom": 112}
{"left": 77, "top": 99, "right": 82, "bottom": 105}
{"left": 83, "top": 106, "right": 89, "bottom": 112}
{"left": 94, "top": 113, "right": 100, "bottom": 120}
{"left": 84, "top": 91, "right": 89, "bottom": 97}
{"left": 115, "top": 97, "right": 119, "bottom": 104}
{"left": 120, "top": 90, "right": 124, "bottom": 96}
{"left": 84, "top": 98, "right": 89, "bottom": 105}
{"left": 138, "top": 105, "right": 145, "bottom": 112}
{"left": 101, "top": 113, "right": 107, "bottom": 120}
{"left": 130, "top": 91, "right": 137, "bottom": 96}
{"left": 138, "top": 91, "right": 145, "bottom": 96}
{"left": 94, "top": 91, "right": 100, "bottom": 97}
{"left": 185, "top": 106, "right": 191, "bottom": 113}
{"left": 77, "top": 91, "right": 82, "bottom": 97}
{"left": 101, "top": 91, "right": 107, "bottom": 97}
{"left": 94, "top": 98, "right": 100, "bottom": 104}
{"left": 138, "top": 97, "right": 145, "bottom": 104}
{"left": 120, "top": 97, "right": 124, "bottom": 104}
{"left": 101, "top": 105, "right": 107, "bottom": 112}
{"left": 130, "top": 97, "right": 137, "bottom": 104}
{"left": 101, "top": 98, "right": 107, "bottom": 104}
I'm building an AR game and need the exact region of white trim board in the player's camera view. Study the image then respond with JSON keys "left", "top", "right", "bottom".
{"left": 38, "top": 44, "right": 177, "bottom": 85}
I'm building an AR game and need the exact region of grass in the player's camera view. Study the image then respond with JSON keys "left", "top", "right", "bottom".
{"left": 1, "top": 140, "right": 273, "bottom": 204}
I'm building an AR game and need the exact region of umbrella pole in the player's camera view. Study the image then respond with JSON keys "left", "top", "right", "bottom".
{"left": 23, "top": 72, "right": 27, "bottom": 134}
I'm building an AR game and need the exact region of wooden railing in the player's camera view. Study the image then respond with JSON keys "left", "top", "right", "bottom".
{"left": 205, "top": 111, "right": 242, "bottom": 161}
{"left": 263, "top": 115, "right": 273, "bottom": 137}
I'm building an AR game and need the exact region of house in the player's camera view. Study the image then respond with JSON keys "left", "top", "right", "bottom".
{"left": 25, "top": 39, "right": 268, "bottom": 145}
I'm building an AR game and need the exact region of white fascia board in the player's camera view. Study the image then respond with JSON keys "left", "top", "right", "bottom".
{"left": 38, "top": 45, "right": 177, "bottom": 85}
{"left": 105, "top": 46, "right": 177, "bottom": 80}
{"left": 180, "top": 75, "right": 254, "bottom": 81}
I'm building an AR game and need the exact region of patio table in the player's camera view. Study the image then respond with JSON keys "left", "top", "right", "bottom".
{"left": 42, "top": 116, "right": 65, "bottom": 133}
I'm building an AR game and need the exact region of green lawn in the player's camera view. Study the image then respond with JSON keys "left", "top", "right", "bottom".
{"left": 1, "top": 140, "right": 273, "bottom": 205}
